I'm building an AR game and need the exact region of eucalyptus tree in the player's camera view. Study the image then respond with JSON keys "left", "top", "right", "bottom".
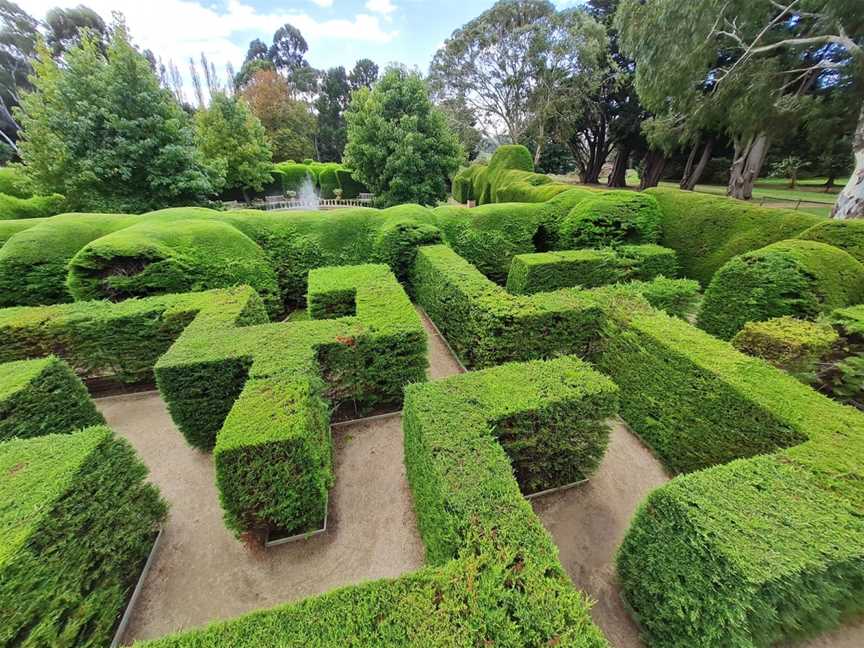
{"left": 616, "top": 0, "right": 863, "bottom": 213}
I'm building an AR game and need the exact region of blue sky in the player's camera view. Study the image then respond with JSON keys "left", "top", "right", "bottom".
{"left": 26, "top": 0, "right": 578, "bottom": 98}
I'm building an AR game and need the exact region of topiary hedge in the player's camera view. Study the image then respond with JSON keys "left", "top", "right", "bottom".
{"left": 318, "top": 165, "right": 340, "bottom": 199}
{"left": 797, "top": 219, "right": 864, "bottom": 264}
{"left": 0, "top": 166, "right": 31, "bottom": 198}
{"left": 0, "top": 427, "right": 166, "bottom": 647}
{"left": 588, "top": 298, "right": 864, "bottom": 646}
{"left": 0, "top": 356, "right": 104, "bottom": 441}
{"left": 558, "top": 191, "right": 663, "bottom": 250}
{"left": 698, "top": 240, "right": 864, "bottom": 340}
{"left": 648, "top": 187, "right": 822, "bottom": 285}
{"left": 411, "top": 245, "right": 605, "bottom": 368}
{"left": 66, "top": 219, "right": 282, "bottom": 316}
{"left": 155, "top": 266, "right": 427, "bottom": 537}
{"left": 335, "top": 168, "right": 368, "bottom": 199}
{"left": 0, "top": 192, "right": 65, "bottom": 220}
{"left": 274, "top": 162, "right": 314, "bottom": 192}
{"left": 137, "top": 356, "right": 612, "bottom": 648}
{"left": 731, "top": 316, "right": 839, "bottom": 376}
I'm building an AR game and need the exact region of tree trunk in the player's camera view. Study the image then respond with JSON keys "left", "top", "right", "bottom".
{"left": 679, "top": 139, "right": 700, "bottom": 190}
{"left": 639, "top": 150, "right": 667, "bottom": 190}
{"left": 727, "top": 133, "right": 770, "bottom": 200}
{"left": 824, "top": 175, "right": 836, "bottom": 192}
{"left": 533, "top": 125, "right": 544, "bottom": 168}
{"left": 832, "top": 103, "right": 864, "bottom": 219}
{"left": 607, "top": 146, "right": 630, "bottom": 188}
{"left": 682, "top": 137, "right": 714, "bottom": 191}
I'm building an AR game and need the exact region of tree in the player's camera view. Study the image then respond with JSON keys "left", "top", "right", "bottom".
{"left": 437, "top": 95, "right": 483, "bottom": 160}
{"left": 429, "top": 1, "right": 604, "bottom": 158}
{"left": 344, "top": 66, "right": 464, "bottom": 207}
{"left": 616, "top": 0, "right": 863, "bottom": 210}
{"left": 0, "top": 1, "right": 38, "bottom": 150}
{"left": 770, "top": 155, "right": 808, "bottom": 188}
{"left": 16, "top": 24, "right": 215, "bottom": 212}
{"left": 195, "top": 93, "right": 272, "bottom": 197}
{"left": 315, "top": 66, "right": 350, "bottom": 161}
{"left": 349, "top": 58, "right": 378, "bottom": 91}
{"left": 242, "top": 68, "right": 316, "bottom": 162}
{"left": 235, "top": 57, "right": 275, "bottom": 91}
{"left": 45, "top": 5, "right": 108, "bottom": 58}
{"left": 245, "top": 38, "right": 268, "bottom": 63}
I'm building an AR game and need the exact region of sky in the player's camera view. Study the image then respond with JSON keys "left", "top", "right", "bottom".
{"left": 24, "top": 0, "right": 579, "bottom": 100}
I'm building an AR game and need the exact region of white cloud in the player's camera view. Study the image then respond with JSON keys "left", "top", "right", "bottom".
{"left": 27, "top": 0, "right": 397, "bottom": 102}
{"left": 311, "top": 0, "right": 334, "bottom": 7}
{"left": 365, "top": 0, "right": 397, "bottom": 16}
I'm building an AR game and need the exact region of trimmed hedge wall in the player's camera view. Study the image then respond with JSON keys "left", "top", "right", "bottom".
{"left": 274, "top": 162, "right": 313, "bottom": 192}
{"left": 0, "top": 427, "right": 166, "bottom": 647}
{"left": 589, "top": 298, "right": 864, "bottom": 646}
{"left": 731, "top": 316, "right": 839, "bottom": 376}
{"left": 66, "top": 219, "right": 282, "bottom": 316}
{"left": 334, "top": 168, "right": 368, "bottom": 199}
{"left": 318, "top": 166, "right": 340, "bottom": 199}
{"left": 0, "top": 166, "right": 30, "bottom": 198}
{"left": 558, "top": 191, "right": 663, "bottom": 250}
{"left": 411, "top": 244, "right": 605, "bottom": 368}
{"left": 648, "top": 187, "right": 822, "bottom": 285}
{"left": 506, "top": 244, "right": 678, "bottom": 295}
{"left": 137, "top": 357, "right": 612, "bottom": 648}
{"left": 155, "top": 266, "right": 427, "bottom": 537}
{"left": 0, "top": 192, "right": 65, "bottom": 220}
{"left": 797, "top": 219, "right": 864, "bottom": 264}
{"left": 698, "top": 240, "right": 864, "bottom": 340}
{"left": 0, "top": 356, "right": 104, "bottom": 441}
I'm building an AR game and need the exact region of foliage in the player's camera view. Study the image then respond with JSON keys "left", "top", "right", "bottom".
{"left": 348, "top": 58, "right": 378, "bottom": 91}
{"left": 242, "top": 69, "right": 316, "bottom": 163}
{"left": 195, "top": 93, "right": 272, "bottom": 195}
{"left": 315, "top": 67, "right": 350, "bottom": 162}
{"left": 558, "top": 190, "right": 662, "bottom": 249}
{"left": 0, "top": 427, "right": 165, "bottom": 647}
{"left": 698, "top": 240, "right": 864, "bottom": 340}
{"left": 16, "top": 27, "right": 215, "bottom": 212}
{"left": 44, "top": 5, "right": 107, "bottom": 58}
{"left": 731, "top": 316, "right": 838, "bottom": 377}
{"left": 769, "top": 155, "right": 808, "bottom": 189}
{"left": 797, "top": 219, "right": 864, "bottom": 265}
{"left": 344, "top": 66, "right": 463, "bottom": 207}
{"left": 0, "top": 356, "right": 104, "bottom": 441}
{"left": 0, "top": 191, "right": 64, "bottom": 219}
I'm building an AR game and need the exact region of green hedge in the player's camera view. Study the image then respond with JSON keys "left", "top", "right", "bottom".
{"left": 0, "top": 192, "right": 65, "bottom": 220}
{"left": 411, "top": 245, "right": 604, "bottom": 368}
{"left": 335, "top": 168, "right": 368, "bottom": 199}
{"left": 590, "top": 299, "right": 864, "bottom": 646}
{"left": 0, "top": 218, "right": 44, "bottom": 248}
{"left": 274, "top": 162, "right": 313, "bottom": 192}
{"left": 318, "top": 166, "right": 340, "bottom": 199}
{"left": 137, "top": 358, "right": 611, "bottom": 648}
{"left": 0, "top": 287, "right": 263, "bottom": 384}
{"left": 0, "top": 166, "right": 31, "bottom": 198}
{"left": 797, "top": 219, "right": 864, "bottom": 264}
{"left": 156, "top": 266, "right": 426, "bottom": 536}
{"left": 1, "top": 427, "right": 166, "bottom": 647}
{"left": 506, "top": 244, "right": 678, "bottom": 295}
{"left": 558, "top": 191, "right": 663, "bottom": 250}
{"left": 648, "top": 187, "right": 822, "bottom": 285}
{"left": 698, "top": 240, "right": 864, "bottom": 340}
{"left": 0, "top": 356, "right": 104, "bottom": 441}
{"left": 731, "top": 316, "right": 838, "bottom": 376}
{"left": 626, "top": 277, "right": 700, "bottom": 319}
{"left": 66, "top": 219, "right": 282, "bottom": 316}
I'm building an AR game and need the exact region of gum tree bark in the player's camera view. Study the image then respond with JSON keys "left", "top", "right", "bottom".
{"left": 832, "top": 103, "right": 864, "bottom": 219}
{"left": 681, "top": 137, "right": 714, "bottom": 191}
{"left": 639, "top": 150, "right": 667, "bottom": 190}
{"left": 607, "top": 145, "right": 630, "bottom": 188}
{"left": 728, "top": 133, "right": 770, "bottom": 200}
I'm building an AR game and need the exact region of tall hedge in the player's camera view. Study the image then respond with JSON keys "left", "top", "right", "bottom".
{"left": 274, "top": 162, "right": 314, "bottom": 192}
{"left": 558, "top": 191, "right": 663, "bottom": 249}
{"left": 318, "top": 165, "right": 340, "bottom": 199}
{"left": 0, "top": 427, "right": 166, "bottom": 647}
{"left": 698, "top": 240, "right": 864, "bottom": 339}
{"left": 0, "top": 192, "right": 65, "bottom": 220}
{"left": 334, "top": 168, "right": 368, "bottom": 199}
{"left": 0, "top": 356, "right": 104, "bottom": 440}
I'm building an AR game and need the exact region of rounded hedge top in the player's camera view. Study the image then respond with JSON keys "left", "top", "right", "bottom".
{"left": 558, "top": 191, "right": 663, "bottom": 250}
{"left": 698, "top": 239, "right": 864, "bottom": 340}
{"left": 797, "top": 220, "right": 864, "bottom": 265}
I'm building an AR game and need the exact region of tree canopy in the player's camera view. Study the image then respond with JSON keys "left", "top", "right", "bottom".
{"left": 344, "top": 66, "right": 464, "bottom": 207}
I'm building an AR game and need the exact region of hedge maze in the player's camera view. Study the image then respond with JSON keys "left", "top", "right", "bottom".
{"left": 1, "top": 143, "right": 864, "bottom": 646}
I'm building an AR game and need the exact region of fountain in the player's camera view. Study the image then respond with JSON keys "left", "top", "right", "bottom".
{"left": 293, "top": 176, "right": 320, "bottom": 210}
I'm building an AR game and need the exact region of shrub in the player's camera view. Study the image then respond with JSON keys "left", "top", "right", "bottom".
{"left": 139, "top": 357, "right": 610, "bottom": 648}
{"left": 731, "top": 316, "right": 838, "bottom": 376}
{"left": 626, "top": 277, "right": 700, "bottom": 319}
{"left": 797, "top": 219, "right": 864, "bottom": 264}
{"left": 335, "top": 168, "right": 368, "bottom": 199}
{"left": 66, "top": 219, "right": 282, "bottom": 316}
{"left": 464, "top": 145, "right": 574, "bottom": 206}
{"left": 558, "top": 191, "right": 663, "bottom": 249}
{"left": 505, "top": 244, "right": 679, "bottom": 295}
{"left": 274, "top": 162, "right": 313, "bottom": 192}
{"left": 0, "top": 166, "right": 32, "bottom": 198}
{"left": 0, "top": 427, "right": 165, "bottom": 647}
{"left": 155, "top": 266, "right": 426, "bottom": 537}
{"left": 0, "top": 356, "right": 104, "bottom": 441}
{"left": 318, "top": 165, "right": 340, "bottom": 199}
{"left": 592, "top": 303, "right": 864, "bottom": 646}
{"left": 648, "top": 187, "right": 822, "bottom": 285}
{"left": 0, "top": 218, "right": 45, "bottom": 248}
{"left": 0, "top": 192, "right": 66, "bottom": 220}
{"left": 534, "top": 187, "right": 598, "bottom": 248}
{"left": 410, "top": 245, "right": 604, "bottom": 368}
{"left": 698, "top": 240, "right": 864, "bottom": 340}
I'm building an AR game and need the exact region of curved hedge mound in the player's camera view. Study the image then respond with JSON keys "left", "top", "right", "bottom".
{"left": 0, "top": 192, "right": 66, "bottom": 220}
{"left": 67, "top": 219, "right": 282, "bottom": 315}
{"left": 0, "top": 166, "right": 31, "bottom": 198}
{"left": 648, "top": 187, "right": 822, "bottom": 285}
{"left": 797, "top": 219, "right": 864, "bottom": 264}
{"left": 698, "top": 240, "right": 864, "bottom": 339}
{"left": 558, "top": 191, "right": 663, "bottom": 249}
